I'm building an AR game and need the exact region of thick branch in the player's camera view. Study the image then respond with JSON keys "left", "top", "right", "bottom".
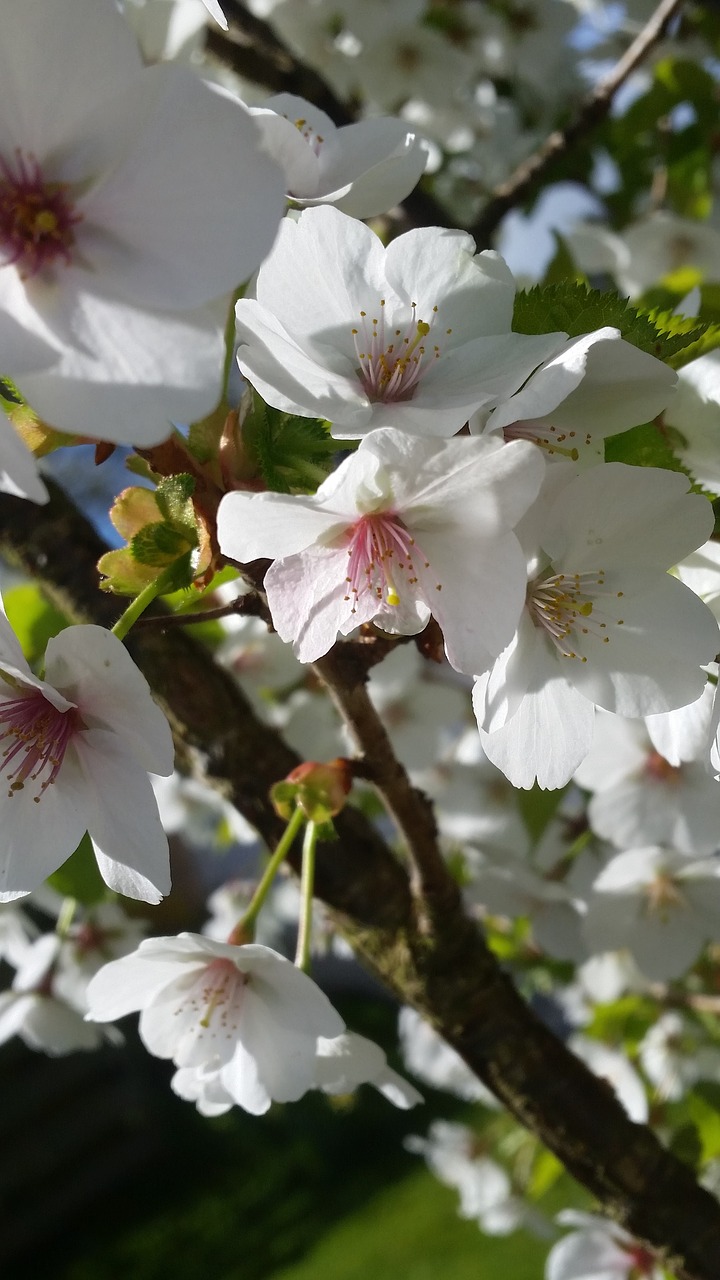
{"left": 469, "top": 0, "right": 686, "bottom": 246}
{"left": 3, "top": 484, "right": 720, "bottom": 1280}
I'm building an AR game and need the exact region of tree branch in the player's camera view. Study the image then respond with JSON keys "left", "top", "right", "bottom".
{"left": 2, "top": 483, "right": 720, "bottom": 1280}
{"left": 468, "top": 0, "right": 686, "bottom": 246}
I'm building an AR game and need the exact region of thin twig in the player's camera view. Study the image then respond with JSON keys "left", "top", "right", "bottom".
{"left": 312, "top": 644, "right": 457, "bottom": 914}
{"left": 469, "top": 0, "right": 686, "bottom": 246}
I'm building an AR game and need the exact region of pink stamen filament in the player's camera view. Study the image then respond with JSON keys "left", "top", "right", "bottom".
{"left": 0, "top": 149, "right": 81, "bottom": 277}
{"left": 352, "top": 299, "right": 449, "bottom": 403}
{"left": 344, "top": 512, "right": 433, "bottom": 610}
{"left": 527, "top": 569, "right": 625, "bottom": 662}
{"left": 0, "top": 688, "right": 80, "bottom": 800}
{"left": 292, "top": 116, "right": 325, "bottom": 156}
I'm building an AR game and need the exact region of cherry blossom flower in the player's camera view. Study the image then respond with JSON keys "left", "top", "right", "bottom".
{"left": 582, "top": 846, "right": 720, "bottom": 981}
{"left": 0, "top": 0, "right": 284, "bottom": 441}
{"left": 250, "top": 93, "right": 429, "bottom": 219}
{"left": 85, "top": 933, "right": 345, "bottom": 1115}
{"left": 574, "top": 712, "right": 720, "bottom": 856}
{"left": 546, "top": 1210, "right": 663, "bottom": 1280}
{"left": 314, "top": 1031, "right": 423, "bottom": 1108}
{"left": 0, "top": 613, "right": 174, "bottom": 903}
{"left": 234, "top": 206, "right": 566, "bottom": 439}
{"left": 639, "top": 1010, "right": 720, "bottom": 1102}
{"left": 473, "top": 463, "right": 718, "bottom": 788}
{"left": 473, "top": 326, "right": 676, "bottom": 468}
{"left": 0, "top": 933, "right": 117, "bottom": 1055}
{"left": 405, "top": 1121, "right": 550, "bottom": 1236}
{"left": 217, "top": 427, "right": 545, "bottom": 673}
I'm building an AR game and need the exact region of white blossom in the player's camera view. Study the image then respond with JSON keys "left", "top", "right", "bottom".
{"left": 85, "top": 933, "right": 345, "bottom": 1115}
{"left": 234, "top": 206, "right": 566, "bottom": 439}
{"left": 0, "top": 612, "right": 174, "bottom": 903}
{"left": 250, "top": 93, "right": 428, "bottom": 219}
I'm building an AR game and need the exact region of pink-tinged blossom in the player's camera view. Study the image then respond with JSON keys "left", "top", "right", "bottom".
{"left": 217, "top": 427, "right": 545, "bottom": 673}
{"left": 0, "top": 611, "right": 173, "bottom": 903}
{"left": 250, "top": 93, "right": 429, "bottom": 219}
{"left": 234, "top": 205, "right": 566, "bottom": 439}
{"left": 85, "top": 933, "right": 345, "bottom": 1115}
{"left": 547, "top": 1210, "right": 663, "bottom": 1280}
{"left": 473, "top": 464, "right": 719, "bottom": 788}
{"left": 0, "top": 0, "right": 284, "bottom": 442}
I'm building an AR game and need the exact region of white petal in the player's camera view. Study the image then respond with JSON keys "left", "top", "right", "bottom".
{"left": 75, "top": 729, "right": 171, "bottom": 903}
{"left": 45, "top": 625, "right": 174, "bottom": 773}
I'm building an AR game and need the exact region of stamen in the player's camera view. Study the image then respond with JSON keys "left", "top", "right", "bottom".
{"left": 352, "top": 300, "right": 442, "bottom": 404}
{"left": 182, "top": 959, "right": 248, "bottom": 1036}
{"left": 503, "top": 419, "right": 592, "bottom": 462}
{"left": 343, "top": 512, "right": 436, "bottom": 610}
{"left": 0, "top": 148, "right": 81, "bottom": 277}
{"left": 0, "top": 688, "right": 81, "bottom": 800}
{"left": 527, "top": 570, "right": 625, "bottom": 662}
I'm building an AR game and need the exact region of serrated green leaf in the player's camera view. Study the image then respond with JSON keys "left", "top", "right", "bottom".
{"left": 154, "top": 474, "right": 197, "bottom": 536}
{"left": 131, "top": 521, "right": 192, "bottom": 566}
{"left": 47, "top": 832, "right": 106, "bottom": 905}
{"left": 3, "top": 584, "right": 68, "bottom": 663}
{"left": 513, "top": 281, "right": 706, "bottom": 363}
{"left": 242, "top": 390, "right": 338, "bottom": 493}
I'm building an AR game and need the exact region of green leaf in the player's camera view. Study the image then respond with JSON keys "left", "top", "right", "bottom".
{"left": 131, "top": 521, "right": 193, "bottom": 566}
{"left": 47, "top": 832, "right": 106, "bottom": 905}
{"left": 154, "top": 473, "right": 197, "bottom": 538}
{"left": 604, "top": 421, "right": 689, "bottom": 472}
{"left": 2, "top": 584, "right": 68, "bottom": 664}
{"left": 242, "top": 391, "right": 338, "bottom": 494}
{"left": 97, "top": 547, "right": 161, "bottom": 596}
{"left": 527, "top": 1149, "right": 564, "bottom": 1199}
{"left": 684, "top": 1085, "right": 720, "bottom": 1163}
{"left": 513, "top": 281, "right": 706, "bottom": 363}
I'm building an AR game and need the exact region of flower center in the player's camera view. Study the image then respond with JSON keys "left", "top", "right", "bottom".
{"left": 643, "top": 871, "right": 685, "bottom": 920}
{"left": 344, "top": 512, "right": 434, "bottom": 610}
{"left": 352, "top": 299, "right": 450, "bottom": 404}
{"left": 626, "top": 1243, "right": 657, "bottom": 1277}
{"left": 0, "top": 149, "right": 82, "bottom": 277}
{"left": 0, "top": 688, "right": 81, "bottom": 801}
{"left": 526, "top": 569, "right": 625, "bottom": 662}
{"left": 644, "top": 751, "right": 682, "bottom": 784}
{"left": 191, "top": 958, "right": 248, "bottom": 1032}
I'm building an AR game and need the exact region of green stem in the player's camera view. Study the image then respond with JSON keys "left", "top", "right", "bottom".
{"left": 222, "top": 285, "right": 245, "bottom": 400}
{"left": 294, "top": 820, "right": 318, "bottom": 973}
{"left": 239, "top": 805, "right": 305, "bottom": 936}
{"left": 56, "top": 896, "right": 77, "bottom": 940}
{"left": 110, "top": 563, "right": 182, "bottom": 642}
